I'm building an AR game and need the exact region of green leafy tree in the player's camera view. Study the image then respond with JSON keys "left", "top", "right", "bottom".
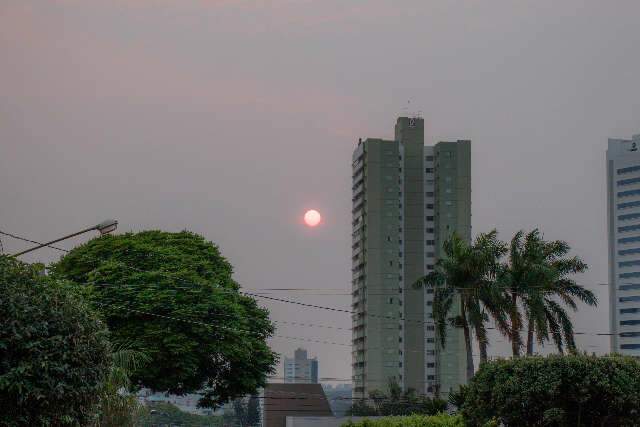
{"left": 0, "top": 256, "right": 111, "bottom": 426}
{"left": 499, "top": 230, "right": 595, "bottom": 356}
{"left": 458, "top": 354, "right": 640, "bottom": 426}
{"left": 414, "top": 231, "right": 509, "bottom": 379}
{"left": 51, "top": 230, "right": 278, "bottom": 408}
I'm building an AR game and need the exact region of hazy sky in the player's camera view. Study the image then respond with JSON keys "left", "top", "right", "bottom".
{"left": 2, "top": 0, "right": 640, "bottom": 384}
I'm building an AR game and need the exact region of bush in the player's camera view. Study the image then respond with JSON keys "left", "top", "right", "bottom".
{"left": 459, "top": 354, "right": 640, "bottom": 426}
{"left": 342, "top": 413, "right": 464, "bottom": 427}
{"left": 0, "top": 257, "right": 111, "bottom": 425}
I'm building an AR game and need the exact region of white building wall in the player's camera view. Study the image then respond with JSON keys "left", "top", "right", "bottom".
{"left": 607, "top": 135, "right": 640, "bottom": 356}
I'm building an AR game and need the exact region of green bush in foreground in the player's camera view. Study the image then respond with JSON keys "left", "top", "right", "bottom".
{"left": 0, "top": 257, "right": 111, "bottom": 426}
{"left": 459, "top": 354, "right": 640, "bottom": 426}
{"left": 342, "top": 413, "right": 464, "bottom": 427}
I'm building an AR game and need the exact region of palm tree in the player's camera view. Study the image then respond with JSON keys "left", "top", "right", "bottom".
{"left": 500, "top": 230, "right": 596, "bottom": 356}
{"left": 95, "top": 344, "right": 150, "bottom": 426}
{"left": 414, "top": 230, "right": 509, "bottom": 380}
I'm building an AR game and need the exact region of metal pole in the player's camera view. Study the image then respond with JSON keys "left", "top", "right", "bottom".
{"left": 11, "top": 226, "right": 98, "bottom": 257}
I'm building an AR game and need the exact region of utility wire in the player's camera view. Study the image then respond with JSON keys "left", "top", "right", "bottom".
{"left": 0, "top": 230, "right": 629, "bottom": 337}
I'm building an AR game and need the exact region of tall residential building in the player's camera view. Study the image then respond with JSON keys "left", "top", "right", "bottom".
{"left": 351, "top": 116, "right": 470, "bottom": 399}
{"left": 284, "top": 348, "right": 319, "bottom": 384}
{"left": 607, "top": 134, "right": 640, "bottom": 356}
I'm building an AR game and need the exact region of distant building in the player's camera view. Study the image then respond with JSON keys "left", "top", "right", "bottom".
{"left": 351, "top": 117, "right": 471, "bottom": 399}
{"left": 607, "top": 135, "right": 640, "bottom": 356}
{"left": 284, "top": 348, "right": 318, "bottom": 383}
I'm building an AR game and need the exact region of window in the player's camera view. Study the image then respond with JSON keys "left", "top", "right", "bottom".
{"left": 621, "top": 344, "right": 640, "bottom": 349}
{"left": 619, "top": 295, "right": 640, "bottom": 302}
{"left": 618, "top": 177, "right": 640, "bottom": 186}
{"left": 619, "top": 260, "right": 640, "bottom": 268}
{"left": 427, "top": 252, "right": 435, "bottom": 257}
{"left": 620, "top": 284, "right": 640, "bottom": 291}
{"left": 619, "top": 272, "right": 640, "bottom": 279}
{"left": 618, "top": 201, "right": 640, "bottom": 210}
{"left": 387, "top": 236, "right": 391, "bottom": 242}
{"left": 619, "top": 213, "right": 640, "bottom": 221}
{"left": 426, "top": 216, "right": 434, "bottom": 221}
{"left": 620, "top": 320, "right": 640, "bottom": 325}
{"left": 389, "top": 261, "right": 393, "bottom": 267}
{"left": 426, "top": 192, "right": 435, "bottom": 197}
{"left": 427, "top": 375, "right": 436, "bottom": 380}
{"left": 619, "top": 224, "right": 640, "bottom": 233}
{"left": 427, "top": 350, "right": 435, "bottom": 356}
{"left": 619, "top": 236, "right": 640, "bottom": 244}
{"left": 426, "top": 156, "right": 434, "bottom": 161}
{"left": 427, "top": 325, "right": 435, "bottom": 331}
{"left": 618, "top": 165, "right": 640, "bottom": 174}
{"left": 425, "top": 168, "right": 434, "bottom": 173}
{"left": 426, "top": 240, "right": 435, "bottom": 246}
{"left": 426, "top": 204, "right": 434, "bottom": 209}
{"left": 399, "top": 362, "right": 403, "bottom": 368}
{"left": 398, "top": 252, "right": 403, "bottom": 257}
{"left": 427, "top": 301, "right": 433, "bottom": 306}
{"left": 426, "top": 227, "right": 435, "bottom": 233}
{"left": 426, "top": 265, "right": 434, "bottom": 271}
{"left": 620, "top": 331, "right": 640, "bottom": 337}
{"left": 399, "top": 239, "right": 403, "bottom": 244}
{"left": 426, "top": 288, "right": 434, "bottom": 294}
{"left": 619, "top": 248, "right": 640, "bottom": 256}
{"left": 427, "top": 362, "right": 435, "bottom": 368}
{"left": 388, "top": 297, "right": 394, "bottom": 304}
{"left": 618, "top": 189, "right": 640, "bottom": 198}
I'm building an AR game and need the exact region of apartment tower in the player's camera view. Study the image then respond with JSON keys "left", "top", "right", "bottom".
{"left": 284, "top": 348, "right": 319, "bottom": 384}
{"left": 351, "top": 116, "right": 470, "bottom": 399}
{"left": 607, "top": 135, "right": 640, "bottom": 355}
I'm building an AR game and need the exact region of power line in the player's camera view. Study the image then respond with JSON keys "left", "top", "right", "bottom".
{"left": 0, "top": 230, "right": 629, "bottom": 338}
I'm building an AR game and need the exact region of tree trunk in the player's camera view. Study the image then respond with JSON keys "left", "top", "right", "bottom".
{"left": 510, "top": 291, "right": 521, "bottom": 357}
{"left": 526, "top": 317, "right": 534, "bottom": 356}
{"left": 475, "top": 326, "right": 489, "bottom": 364}
{"left": 460, "top": 307, "right": 475, "bottom": 381}
{"left": 479, "top": 339, "right": 488, "bottom": 364}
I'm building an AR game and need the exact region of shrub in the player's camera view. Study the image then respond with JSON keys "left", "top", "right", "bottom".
{"left": 459, "top": 354, "right": 640, "bottom": 426}
{"left": 0, "top": 257, "right": 111, "bottom": 425}
{"left": 342, "top": 413, "right": 464, "bottom": 427}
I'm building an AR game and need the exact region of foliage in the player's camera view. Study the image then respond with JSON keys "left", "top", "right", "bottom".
{"left": 95, "top": 344, "right": 150, "bottom": 426}
{"left": 414, "top": 231, "right": 509, "bottom": 379}
{"left": 348, "top": 380, "right": 447, "bottom": 417}
{"left": 137, "top": 402, "right": 223, "bottom": 427}
{"left": 499, "top": 230, "right": 595, "bottom": 356}
{"left": 51, "top": 230, "right": 278, "bottom": 408}
{"left": 458, "top": 354, "right": 640, "bottom": 426}
{"left": 231, "top": 395, "right": 260, "bottom": 427}
{"left": 0, "top": 256, "right": 111, "bottom": 426}
{"left": 342, "top": 413, "right": 464, "bottom": 427}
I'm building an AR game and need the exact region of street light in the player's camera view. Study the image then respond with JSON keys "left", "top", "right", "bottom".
{"left": 11, "top": 219, "right": 118, "bottom": 257}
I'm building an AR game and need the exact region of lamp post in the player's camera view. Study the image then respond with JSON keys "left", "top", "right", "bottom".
{"left": 11, "top": 219, "right": 118, "bottom": 257}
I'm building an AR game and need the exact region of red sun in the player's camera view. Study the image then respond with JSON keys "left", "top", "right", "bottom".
{"left": 304, "top": 209, "right": 322, "bottom": 227}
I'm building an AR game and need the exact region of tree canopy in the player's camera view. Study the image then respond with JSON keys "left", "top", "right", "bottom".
{"left": 51, "top": 230, "right": 278, "bottom": 408}
{"left": 0, "top": 256, "right": 111, "bottom": 426}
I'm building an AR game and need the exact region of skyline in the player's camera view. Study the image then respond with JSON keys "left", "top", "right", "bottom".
{"left": 2, "top": 0, "right": 640, "bottom": 384}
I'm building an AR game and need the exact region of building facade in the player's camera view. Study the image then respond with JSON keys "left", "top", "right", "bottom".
{"left": 351, "top": 117, "right": 470, "bottom": 399}
{"left": 607, "top": 135, "right": 640, "bottom": 356}
{"left": 284, "top": 348, "right": 319, "bottom": 384}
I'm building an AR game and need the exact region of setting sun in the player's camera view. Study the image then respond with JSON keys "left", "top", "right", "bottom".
{"left": 303, "top": 209, "right": 321, "bottom": 227}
